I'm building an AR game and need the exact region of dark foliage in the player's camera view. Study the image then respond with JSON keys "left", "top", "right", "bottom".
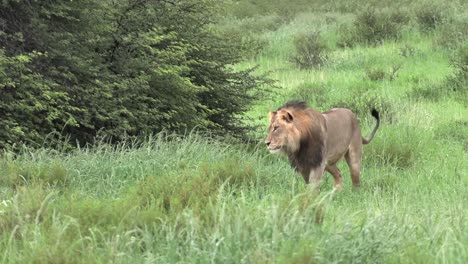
{"left": 0, "top": 0, "right": 270, "bottom": 149}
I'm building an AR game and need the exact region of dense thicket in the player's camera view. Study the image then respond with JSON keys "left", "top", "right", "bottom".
{"left": 0, "top": 0, "right": 268, "bottom": 148}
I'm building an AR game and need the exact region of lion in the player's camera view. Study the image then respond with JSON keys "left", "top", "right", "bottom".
{"left": 265, "top": 101, "right": 380, "bottom": 190}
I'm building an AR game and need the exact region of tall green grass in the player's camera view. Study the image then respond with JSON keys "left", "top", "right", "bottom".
{"left": 0, "top": 129, "right": 466, "bottom": 263}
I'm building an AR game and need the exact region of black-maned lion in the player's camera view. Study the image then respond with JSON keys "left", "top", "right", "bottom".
{"left": 265, "top": 101, "right": 380, "bottom": 190}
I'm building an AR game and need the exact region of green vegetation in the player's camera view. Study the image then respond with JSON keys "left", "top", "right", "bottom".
{"left": 1, "top": 0, "right": 467, "bottom": 263}
{"left": 292, "top": 31, "right": 329, "bottom": 69}
{"left": 0, "top": 0, "right": 269, "bottom": 149}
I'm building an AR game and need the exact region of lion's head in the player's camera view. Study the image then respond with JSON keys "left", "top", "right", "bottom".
{"left": 265, "top": 108, "right": 301, "bottom": 154}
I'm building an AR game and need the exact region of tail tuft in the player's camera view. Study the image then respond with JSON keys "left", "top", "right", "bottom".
{"left": 371, "top": 109, "right": 379, "bottom": 120}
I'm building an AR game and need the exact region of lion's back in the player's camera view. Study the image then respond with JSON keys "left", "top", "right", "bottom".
{"left": 322, "top": 108, "right": 360, "bottom": 159}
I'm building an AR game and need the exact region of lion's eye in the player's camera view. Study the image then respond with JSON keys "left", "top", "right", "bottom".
{"left": 273, "top": 126, "right": 279, "bottom": 131}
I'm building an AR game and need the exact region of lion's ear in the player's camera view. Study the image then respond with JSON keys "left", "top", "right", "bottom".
{"left": 282, "top": 110, "right": 294, "bottom": 123}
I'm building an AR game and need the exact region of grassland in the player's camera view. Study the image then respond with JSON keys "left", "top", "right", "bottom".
{"left": 1, "top": 2, "right": 467, "bottom": 263}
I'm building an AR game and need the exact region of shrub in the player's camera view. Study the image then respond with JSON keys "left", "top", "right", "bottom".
{"left": 365, "top": 64, "right": 402, "bottom": 81}
{"left": 336, "top": 23, "right": 357, "bottom": 48}
{"left": 292, "top": 31, "right": 329, "bottom": 69}
{"left": 434, "top": 15, "right": 468, "bottom": 49}
{"left": 340, "top": 7, "right": 410, "bottom": 46}
{"left": 365, "top": 68, "right": 387, "bottom": 81}
{"left": 414, "top": 2, "right": 445, "bottom": 31}
{"left": 0, "top": 0, "right": 271, "bottom": 149}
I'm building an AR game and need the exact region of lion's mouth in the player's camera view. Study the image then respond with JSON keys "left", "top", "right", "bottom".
{"left": 268, "top": 146, "right": 281, "bottom": 153}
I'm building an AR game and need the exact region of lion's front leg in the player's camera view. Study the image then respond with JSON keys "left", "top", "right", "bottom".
{"left": 304, "top": 165, "right": 325, "bottom": 189}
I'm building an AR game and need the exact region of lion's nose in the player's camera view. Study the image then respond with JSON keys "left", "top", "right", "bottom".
{"left": 265, "top": 140, "right": 271, "bottom": 146}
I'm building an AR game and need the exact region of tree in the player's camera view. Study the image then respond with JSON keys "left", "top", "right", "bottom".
{"left": 0, "top": 0, "right": 269, "bottom": 149}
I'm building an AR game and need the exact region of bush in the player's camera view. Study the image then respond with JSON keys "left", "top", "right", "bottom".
{"left": 414, "top": 2, "right": 445, "bottom": 31}
{"left": 336, "top": 23, "right": 357, "bottom": 48}
{"left": 365, "top": 64, "right": 402, "bottom": 81}
{"left": 365, "top": 68, "right": 387, "bottom": 81}
{"left": 434, "top": 19, "right": 468, "bottom": 49}
{"left": 0, "top": 0, "right": 271, "bottom": 149}
{"left": 0, "top": 50, "right": 74, "bottom": 149}
{"left": 339, "top": 7, "right": 410, "bottom": 46}
{"left": 292, "top": 31, "right": 329, "bottom": 69}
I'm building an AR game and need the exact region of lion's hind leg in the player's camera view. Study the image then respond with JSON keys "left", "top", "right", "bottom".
{"left": 345, "top": 140, "right": 363, "bottom": 187}
{"left": 326, "top": 164, "right": 343, "bottom": 191}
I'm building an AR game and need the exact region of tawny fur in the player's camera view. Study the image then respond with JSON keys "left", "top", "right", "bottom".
{"left": 265, "top": 101, "right": 380, "bottom": 190}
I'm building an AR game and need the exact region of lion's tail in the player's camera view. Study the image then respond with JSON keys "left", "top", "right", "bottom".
{"left": 362, "top": 109, "right": 380, "bottom": 145}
